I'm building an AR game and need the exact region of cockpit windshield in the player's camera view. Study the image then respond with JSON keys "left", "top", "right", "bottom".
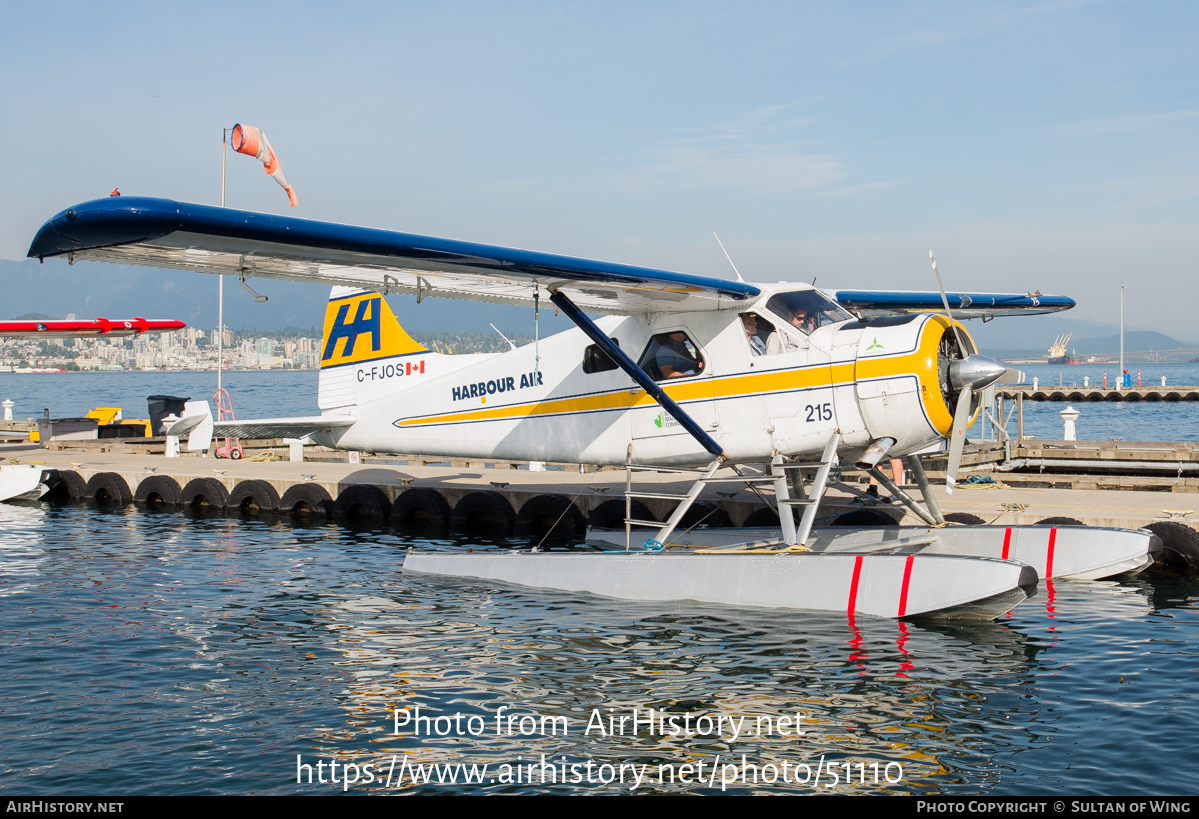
{"left": 765, "top": 290, "right": 853, "bottom": 335}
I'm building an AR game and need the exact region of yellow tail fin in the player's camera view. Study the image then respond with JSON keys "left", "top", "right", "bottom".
{"left": 320, "top": 287, "right": 426, "bottom": 368}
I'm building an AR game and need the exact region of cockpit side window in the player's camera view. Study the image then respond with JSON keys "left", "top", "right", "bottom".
{"left": 739, "top": 313, "right": 774, "bottom": 356}
{"left": 765, "top": 290, "right": 853, "bottom": 336}
{"left": 637, "top": 331, "right": 705, "bottom": 381}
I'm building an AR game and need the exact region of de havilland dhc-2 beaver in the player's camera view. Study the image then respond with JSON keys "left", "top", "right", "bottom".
{"left": 27, "top": 196, "right": 1161, "bottom": 619}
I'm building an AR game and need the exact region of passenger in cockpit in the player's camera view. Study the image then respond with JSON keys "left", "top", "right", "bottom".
{"left": 741, "top": 313, "right": 767, "bottom": 356}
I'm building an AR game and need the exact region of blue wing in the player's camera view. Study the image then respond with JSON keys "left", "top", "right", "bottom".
{"left": 834, "top": 289, "right": 1074, "bottom": 318}
{"left": 27, "top": 197, "right": 759, "bottom": 315}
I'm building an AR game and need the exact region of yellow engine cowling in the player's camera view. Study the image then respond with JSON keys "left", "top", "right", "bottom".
{"left": 850, "top": 314, "right": 978, "bottom": 457}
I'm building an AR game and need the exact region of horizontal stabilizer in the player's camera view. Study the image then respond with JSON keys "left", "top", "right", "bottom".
{"left": 214, "top": 415, "right": 356, "bottom": 440}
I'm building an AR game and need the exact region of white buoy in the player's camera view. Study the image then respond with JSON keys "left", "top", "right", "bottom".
{"left": 1061, "top": 405, "right": 1080, "bottom": 441}
{"left": 1, "top": 400, "right": 12, "bottom": 421}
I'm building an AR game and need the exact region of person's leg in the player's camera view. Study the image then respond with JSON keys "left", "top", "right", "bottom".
{"left": 866, "top": 458, "right": 904, "bottom": 502}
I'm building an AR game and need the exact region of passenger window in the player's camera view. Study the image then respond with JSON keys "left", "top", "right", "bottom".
{"left": 766, "top": 290, "right": 853, "bottom": 336}
{"left": 582, "top": 339, "right": 620, "bottom": 374}
{"left": 637, "top": 332, "right": 704, "bottom": 381}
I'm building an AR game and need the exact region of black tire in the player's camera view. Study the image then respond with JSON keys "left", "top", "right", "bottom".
{"left": 85, "top": 472, "right": 132, "bottom": 506}
{"left": 1141, "top": 521, "right": 1199, "bottom": 571}
{"left": 180, "top": 478, "right": 230, "bottom": 511}
{"left": 390, "top": 487, "right": 450, "bottom": 529}
{"left": 281, "top": 483, "right": 333, "bottom": 518}
{"left": 515, "top": 494, "right": 586, "bottom": 540}
{"left": 587, "top": 499, "right": 656, "bottom": 530}
{"left": 679, "top": 501, "right": 733, "bottom": 530}
{"left": 134, "top": 475, "right": 183, "bottom": 509}
{"left": 229, "top": 479, "right": 281, "bottom": 515}
{"left": 832, "top": 509, "right": 898, "bottom": 527}
{"left": 741, "top": 507, "right": 780, "bottom": 528}
{"left": 230, "top": 448, "right": 243, "bottom": 460}
{"left": 43, "top": 469, "right": 87, "bottom": 503}
{"left": 944, "top": 512, "right": 986, "bottom": 525}
{"left": 1033, "top": 516, "right": 1084, "bottom": 526}
{"left": 333, "top": 484, "right": 390, "bottom": 522}
{"left": 452, "top": 491, "right": 515, "bottom": 536}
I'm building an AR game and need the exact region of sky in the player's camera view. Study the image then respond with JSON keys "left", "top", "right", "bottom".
{"left": 2, "top": 1, "right": 1196, "bottom": 338}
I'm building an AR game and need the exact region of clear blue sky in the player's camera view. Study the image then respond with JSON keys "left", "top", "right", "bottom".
{"left": 2, "top": 2, "right": 1196, "bottom": 336}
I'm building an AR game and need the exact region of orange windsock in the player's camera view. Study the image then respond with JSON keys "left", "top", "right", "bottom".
{"left": 230, "top": 123, "right": 298, "bottom": 207}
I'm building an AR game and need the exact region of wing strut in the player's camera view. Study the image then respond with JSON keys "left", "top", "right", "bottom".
{"left": 548, "top": 290, "right": 724, "bottom": 458}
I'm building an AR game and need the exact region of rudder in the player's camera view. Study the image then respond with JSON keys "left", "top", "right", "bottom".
{"left": 318, "top": 287, "right": 432, "bottom": 409}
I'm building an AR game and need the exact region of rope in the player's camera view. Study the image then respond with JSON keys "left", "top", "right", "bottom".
{"left": 531, "top": 488, "right": 588, "bottom": 552}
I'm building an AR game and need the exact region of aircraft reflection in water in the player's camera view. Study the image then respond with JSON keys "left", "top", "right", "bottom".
{"left": 310, "top": 578, "right": 1076, "bottom": 793}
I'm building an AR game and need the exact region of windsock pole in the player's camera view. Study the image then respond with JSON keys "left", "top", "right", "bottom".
{"left": 219, "top": 128, "right": 225, "bottom": 393}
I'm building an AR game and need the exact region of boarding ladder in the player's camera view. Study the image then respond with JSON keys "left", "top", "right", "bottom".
{"left": 622, "top": 433, "right": 841, "bottom": 551}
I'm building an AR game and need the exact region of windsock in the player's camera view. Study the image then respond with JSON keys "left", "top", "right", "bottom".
{"left": 230, "top": 124, "right": 298, "bottom": 207}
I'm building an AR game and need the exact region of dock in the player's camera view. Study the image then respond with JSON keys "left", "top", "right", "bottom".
{"left": 7, "top": 436, "right": 1199, "bottom": 570}
{"left": 998, "top": 386, "right": 1199, "bottom": 402}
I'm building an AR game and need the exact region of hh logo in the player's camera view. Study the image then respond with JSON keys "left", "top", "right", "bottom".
{"left": 323, "top": 297, "right": 381, "bottom": 360}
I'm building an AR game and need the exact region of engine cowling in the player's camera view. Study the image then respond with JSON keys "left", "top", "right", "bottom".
{"left": 836, "top": 314, "right": 979, "bottom": 458}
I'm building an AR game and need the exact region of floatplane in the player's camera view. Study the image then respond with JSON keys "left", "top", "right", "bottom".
{"left": 0, "top": 313, "right": 187, "bottom": 502}
{"left": 28, "top": 197, "right": 1160, "bottom": 619}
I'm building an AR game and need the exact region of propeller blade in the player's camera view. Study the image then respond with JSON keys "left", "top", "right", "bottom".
{"left": 930, "top": 250, "right": 969, "bottom": 354}
{"left": 997, "top": 366, "right": 1025, "bottom": 385}
{"left": 945, "top": 388, "right": 973, "bottom": 494}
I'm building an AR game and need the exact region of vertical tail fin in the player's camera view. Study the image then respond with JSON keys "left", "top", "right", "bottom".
{"left": 318, "top": 287, "right": 431, "bottom": 409}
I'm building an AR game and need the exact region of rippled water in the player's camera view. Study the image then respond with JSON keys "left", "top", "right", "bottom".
{"left": 1, "top": 503, "right": 1197, "bottom": 794}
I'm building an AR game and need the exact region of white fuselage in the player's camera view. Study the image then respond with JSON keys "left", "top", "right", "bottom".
{"left": 315, "top": 285, "right": 964, "bottom": 467}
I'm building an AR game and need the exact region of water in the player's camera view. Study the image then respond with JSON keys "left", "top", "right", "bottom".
{"left": 3, "top": 367, "right": 1198, "bottom": 444}
{"left": 1, "top": 501, "right": 1197, "bottom": 795}
{"left": 0, "top": 371, "right": 318, "bottom": 421}
{"left": 1003, "top": 364, "right": 1199, "bottom": 442}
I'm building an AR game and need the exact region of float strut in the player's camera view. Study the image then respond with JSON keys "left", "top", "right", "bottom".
{"left": 906, "top": 454, "right": 945, "bottom": 525}
{"left": 867, "top": 465, "right": 940, "bottom": 527}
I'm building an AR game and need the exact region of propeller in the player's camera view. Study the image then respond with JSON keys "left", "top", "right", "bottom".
{"left": 929, "top": 251, "right": 1007, "bottom": 493}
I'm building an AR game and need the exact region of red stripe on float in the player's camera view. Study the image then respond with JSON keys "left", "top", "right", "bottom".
{"left": 1002, "top": 527, "right": 1012, "bottom": 560}
{"left": 847, "top": 555, "right": 864, "bottom": 616}
{"left": 1046, "top": 528, "right": 1057, "bottom": 578}
{"left": 897, "top": 555, "right": 915, "bottom": 617}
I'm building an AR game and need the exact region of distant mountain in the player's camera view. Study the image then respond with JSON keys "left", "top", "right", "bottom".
{"left": 0, "top": 257, "right": 571, "bottom": 336}
{"left": 963, "top": 313, "right": 1199, "bottom": 358}
{"left": 1067, "top": 331, "right": 1199, "bottom": 354}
